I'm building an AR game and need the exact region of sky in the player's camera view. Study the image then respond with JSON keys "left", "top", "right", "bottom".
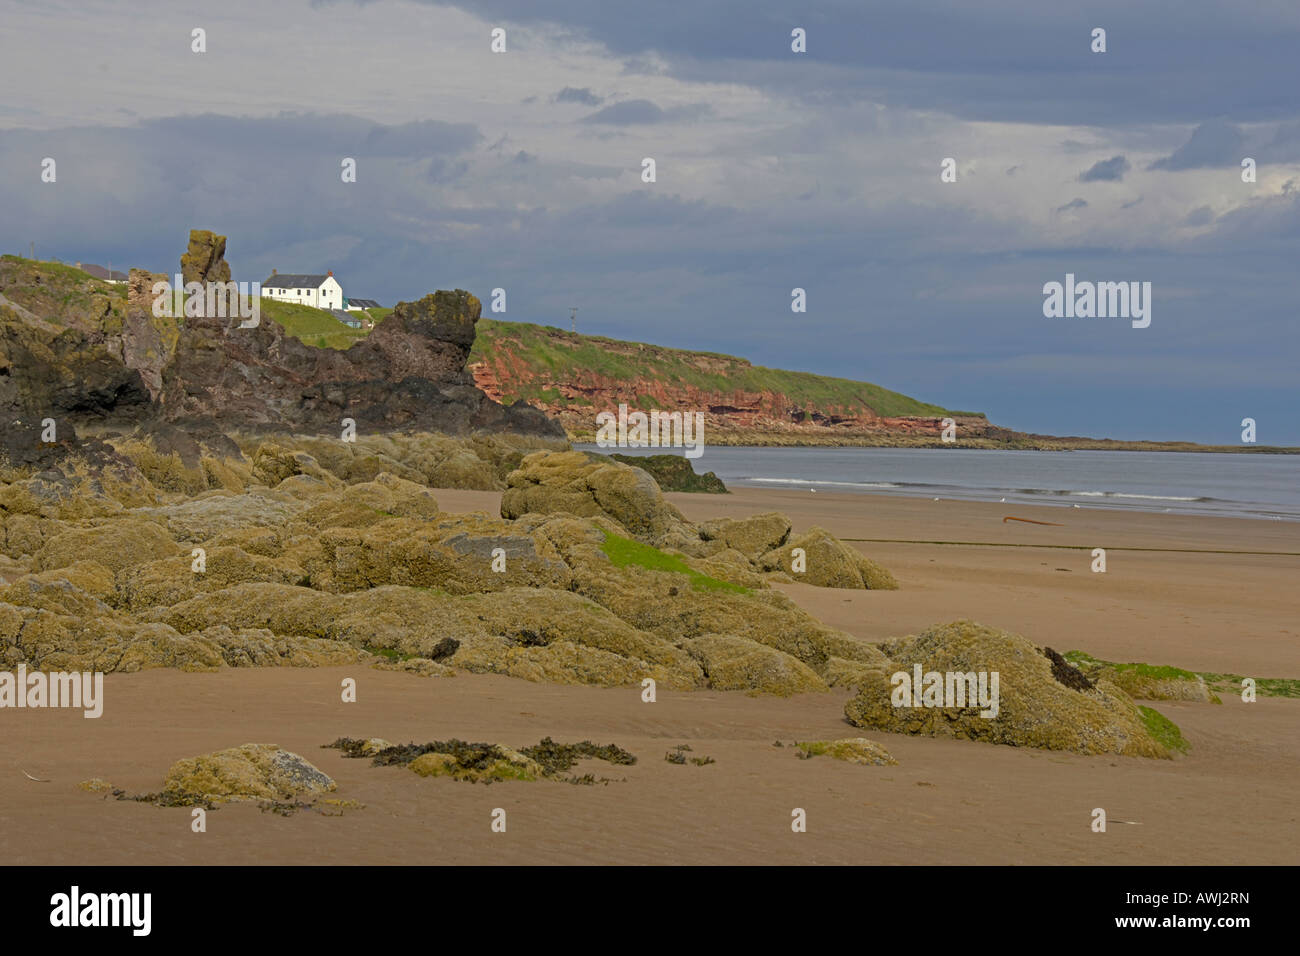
{"left": 1, "top": 0, "right": 1297, "bottom": 443}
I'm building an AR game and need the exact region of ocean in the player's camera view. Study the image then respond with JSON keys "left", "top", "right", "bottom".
{"left": 577, "top": 445, "right": 1300, "bottom": 521}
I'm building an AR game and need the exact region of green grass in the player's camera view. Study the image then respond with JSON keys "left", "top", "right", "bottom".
{"left": 1197, "top": 673, "right": 1300, "bottom": 699}
{"left": 598, "top": 531, "right": 748, "bottom": 593}
{"left": 1064, "top": 651, "right": 1199, "bottom": 682}
{"left": 1, "top": 254, "right": 107, "bottom": 286}
{"left": 1067, "top": 650, "right": 1299, "bottom": 699}
{"left": 470, "top": 318, "right": 968, "bottom": 418}
{"left": 1138, "top": 705, "right": 1190, "bottom": 754}
{"left": 259, "top": 298, "right": 369, "bottom": 350}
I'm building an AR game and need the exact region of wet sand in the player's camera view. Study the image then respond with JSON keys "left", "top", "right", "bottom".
{"left": 3, "top": 489, "right": 1296, "bottom": 865}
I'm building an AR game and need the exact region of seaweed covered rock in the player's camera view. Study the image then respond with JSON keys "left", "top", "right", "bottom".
{"left": 760, "top": 526, "right": 898, "bottom": 590}
{"left": 1064, "top": 651, "right": 1215, "bottom": 703}
{"left": 306, "top": 513, "right": 571, "bottom": 594}
{"left": 502, "top": 450, "right": 693, "bottom": 545}
{"left": 0, "top": 426, "right": 898, "bottom": 692}
{"left": 410, "top": 747, "right": 543, "bottom": 783}
{"left": 327, "top": 735, "right": 636, "bottom": 783}
{"left": 134, "top": 492, "right": 303, "bottom": 542}
{"left": 251, "top": 443, "right": 340, "bottom": 489}
{"left": 844, "top": 621, "right": 1177, "bottom": 757}
{"left": 33, "top": 519, "right": 179, "bottom": 575}
{"left": 502, "top": 452, "right": 896, "bottom": 589}
{"left": 163, "top": 744, "right": 336, "bottom": 802}
{"left": 684, "top": 633, "right": 827, "bottom": 696}
{"left": 698, "top": 512, "right": 791, "bottom": 560}
{"left": 610, "top": 453, "right": 727, "bottom": 493}
{"left": 796, "top": 738, "right": 897, "bottom": 766}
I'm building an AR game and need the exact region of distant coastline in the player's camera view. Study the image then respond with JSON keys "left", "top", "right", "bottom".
{"left": 570, "top": 430, "right": 1299, "bottom": 454}
{"left": 468, "top": 319, "right": 1297, "bottom": 455}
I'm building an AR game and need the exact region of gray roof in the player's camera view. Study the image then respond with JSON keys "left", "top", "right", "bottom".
{"left": 262, "top": 273, "right": 332, "bottom": 289}
{"left": 328, "top": 309, "right": 362, "bottom": 327}
{"left": 348, "top": 298, "right": 381, "bottom": 309}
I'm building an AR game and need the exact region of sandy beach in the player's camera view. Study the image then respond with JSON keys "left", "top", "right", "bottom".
{"left": 3, "top": 488, "right": 1296, "bottom": 865}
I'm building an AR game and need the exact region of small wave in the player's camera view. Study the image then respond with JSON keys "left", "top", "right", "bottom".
{"left": 745, "top": 477, "right": 902, "bottom": 489}
{"left": 1014, "top": 488, "right": 1208, "bottom": 502}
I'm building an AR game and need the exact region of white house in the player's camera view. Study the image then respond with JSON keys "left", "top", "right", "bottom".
{"left": 260, "top": 270, "right": 344, "bottom": 310}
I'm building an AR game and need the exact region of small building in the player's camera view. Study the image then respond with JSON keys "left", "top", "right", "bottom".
{"left": 345, "top": 297, "right": 381, "bottom": 311}
{"left": 260, "top": 270, "right": 344, "bottom": 311}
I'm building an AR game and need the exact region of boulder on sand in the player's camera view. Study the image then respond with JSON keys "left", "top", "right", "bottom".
{"left": 844, "top": 620, "right": 1178, "bottom": 757}
{"left": 163, "top": 743, "right": 336, "bottom": 802}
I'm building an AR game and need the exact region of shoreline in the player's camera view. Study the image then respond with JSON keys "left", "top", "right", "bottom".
{"left": 577, "top": 445, "right": 1300, "bottom": 522}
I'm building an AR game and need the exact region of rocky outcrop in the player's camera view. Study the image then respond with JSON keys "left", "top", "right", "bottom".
{"left": 157, "top": 286, "right": 561, "bottom": 436}
{"left": 502, "top": 451, "right": 897, "bottom": 590}
{"left": 0, "top": 235, "right": 562, "bottom": 444}
{"left": 609, "top": 453, "right": 727, "bottom": 493}
{"left": 179, "top": 230, "right": 231, "bottom": 286}
{"left": 122, "top": 269, "right": 178, "bottom": 399}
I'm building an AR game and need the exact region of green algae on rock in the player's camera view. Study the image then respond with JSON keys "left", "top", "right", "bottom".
{"left": 1064, "top": 650, "right": 1217, "bottom": 703}
{"left": 844, "top": 621, "right": 1181, "bottom": 758}
{"left": 796, "top": 738, "right": 897, "bottom": 766}
{"left": 760, "top": 526, "right": 898, "bottom": 590}
{"left": 1, "top": 435, "right": 897, "bottom": 693}
{"left": 157, "top": 743, "right": 336, "bottom": 805}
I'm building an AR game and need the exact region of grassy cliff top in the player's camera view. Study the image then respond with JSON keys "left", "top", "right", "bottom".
{"left": 469, "top": 318, "right": 979, "bottom": 419}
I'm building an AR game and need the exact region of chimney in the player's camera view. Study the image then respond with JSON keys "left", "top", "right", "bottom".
{"left": 328, "top": 270, "right": 333, "bottom": 276}
{"left": 271, "top": 268, "right": 277, "bottom": 275}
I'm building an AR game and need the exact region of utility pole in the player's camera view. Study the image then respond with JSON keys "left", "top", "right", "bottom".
{"left": 570, "top": 307, "right": 577, "bottom": 334}
{"left": 29, "top": 241, "right": 34, "bottom": 260}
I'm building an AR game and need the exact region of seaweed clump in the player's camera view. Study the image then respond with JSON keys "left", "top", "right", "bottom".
{"left": 326, "top": 735, "right": 636, "bottom": 784}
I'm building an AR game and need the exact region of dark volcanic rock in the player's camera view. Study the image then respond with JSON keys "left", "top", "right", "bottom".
{"left": 156, "top": 287, "right": 561, "bottom": 437}
{"left": 0, "top": 306, "right": 152, "bottom": 424}
{"left": 123, "top": 268, "right": 178, "bottom": 399}
{"left": 610, "top": 453, "right": 728, "bottom": 493}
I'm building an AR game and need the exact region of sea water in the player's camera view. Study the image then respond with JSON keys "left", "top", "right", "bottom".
{"left": 578, "top": 445, "right": 1300, "bottom": 522}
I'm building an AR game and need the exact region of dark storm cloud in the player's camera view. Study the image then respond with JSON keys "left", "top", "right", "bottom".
{"left": 1148, "top": 119, "right": 1245, "bottom": 171}
{"left": 554, "top": 87, "right": 604, "bottom": 106}
{"left": 397, "top": 0, "right": 1300, "bottom": 125}
{"left": 1078, "top": 155, "right": 1130, "bottom": 182}
{"left": 580, "top": 99, "right": 711, "bottom": 125}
